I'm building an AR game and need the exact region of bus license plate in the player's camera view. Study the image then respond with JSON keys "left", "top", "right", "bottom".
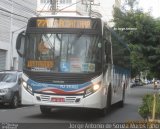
{"left": 51, "top": 97, "right": 65, "bottom": 102}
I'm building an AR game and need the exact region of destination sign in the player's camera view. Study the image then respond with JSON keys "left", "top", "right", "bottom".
{"left": 36, "top": 18, "right": 91, "bottom": 29}
{"left": 27, "top": 60, "right": 54, "bottom": 68}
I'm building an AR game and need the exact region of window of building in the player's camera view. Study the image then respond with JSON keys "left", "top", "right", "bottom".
{"left": 40, "top": 0, "right": 50, "bottom": 4}
{"left": 59, "top": 0, "right": 72, "bottom": 4}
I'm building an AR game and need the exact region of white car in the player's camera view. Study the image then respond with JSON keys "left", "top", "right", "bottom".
{"left": 0, "top": 71, "right": 22, "bottom": 108}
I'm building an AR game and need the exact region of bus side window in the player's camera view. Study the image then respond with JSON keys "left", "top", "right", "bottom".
{"left": 103, "top": 27, "right": 112, "bottom": 65}
{"left": 104, "top": 41, "right": 108, "bottom": 63}
{"left": 105, "top": 41, "right": 111, "bottom": 64}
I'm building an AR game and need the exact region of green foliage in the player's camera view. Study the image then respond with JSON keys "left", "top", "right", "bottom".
{"left": 113, "top": 0, "right": 160, "bottom": 78}
{"left": 138, "top": 94, "right": 160, "bottom": 119}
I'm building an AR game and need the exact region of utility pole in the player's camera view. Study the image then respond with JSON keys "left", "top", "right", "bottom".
{"left": 10, "top": 0, "right": 14, "bottom": 70}
{"left": 50, "top": 0, "right": 57, "bottom": 15}
{"left": 83, "top": 0, "right": 100, "bottom": 17}
{"left": 89, "top": 0, "right": 93, "bottom": 16}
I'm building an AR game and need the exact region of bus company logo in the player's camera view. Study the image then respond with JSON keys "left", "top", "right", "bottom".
{"left": 52, "top": 80, "right": 65, "bottom": 84}
{"left": 59, "top": 85, "right": 79, "bottom": 89}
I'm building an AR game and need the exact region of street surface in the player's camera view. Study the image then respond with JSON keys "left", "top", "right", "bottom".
{"left": 0, "top": 84, "right": 158, "bottom": 124}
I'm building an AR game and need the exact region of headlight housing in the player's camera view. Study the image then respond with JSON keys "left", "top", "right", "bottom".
{"left": 22, "top": 81, "right": 27, "bottom": 88}
{"left": 0, "top": 88, "right": 9, "bottom": 95}
{"left": 84, "top": 82, "right": 101, "bottom": 97}
{"left": 22, "top": 80, "right": 33, "bottom": 94}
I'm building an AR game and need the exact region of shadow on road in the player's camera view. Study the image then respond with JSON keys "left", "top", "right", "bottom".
{"left": 0, "top": 104, "right": 32, "bottom": 109}
{"left": 24, "top": 104, "right": 122, "bottom": 122}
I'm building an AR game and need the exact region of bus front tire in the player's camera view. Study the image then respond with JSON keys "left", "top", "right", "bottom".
{"left": 40, "top": 106, "right": 51, "bottom": 114}
{"left": 99, "top": 86, "right": 111, "bottom": 117}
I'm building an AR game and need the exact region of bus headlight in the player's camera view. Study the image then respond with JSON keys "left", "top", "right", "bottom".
{"left": 93, "top": 84, "right": 100, "bottom": 91}
{"left": 84, "top": 83, "right": 101, "bottom": 97}
{"left": 22, "top": 81, "right": 33, "bottom": 94}
{"left": 22, "top": 81, "right": 27, "bottom": 88}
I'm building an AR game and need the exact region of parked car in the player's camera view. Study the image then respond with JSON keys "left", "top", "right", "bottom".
{"left": 157, "top": 80, "right": 160, "bottom": 84}
{"left": 130, "top": 81, "right": 136, "bottom": 88}
{"left": 135, "top": 79, "right": 143, "bottom": 86}
{"left": 0, "top": 71, "right": 22, "bottom": 108}
{"left": 130, "top": 78, "right": 144, "bottom": 88}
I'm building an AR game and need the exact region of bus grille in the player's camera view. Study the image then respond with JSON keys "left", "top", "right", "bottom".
{"left": 40, "top": 95, "right": 78, "bottom": 103}
{"left": 65, "top": 97, "right": 77, "bottom": 103}
{"left": 41, "top": 95, "right": 50, "bottom": 102}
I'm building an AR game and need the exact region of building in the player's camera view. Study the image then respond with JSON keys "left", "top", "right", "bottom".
{"left": 0, "top": 0, "right": 37, "bottom": 70}
{"left": 37, "top": 0, "right": 122, "bottom": 25}
{"left": 37, "top": 0, "right": 78, "bottom": 16}
{"left": 79, "top": 0, "right": 122, "bottom": 24}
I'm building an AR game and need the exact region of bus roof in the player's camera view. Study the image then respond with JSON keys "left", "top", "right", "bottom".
{"left": 34, "top": 15, "right": 91, "bottom": 18}
{"left": 29, "top": 15, "right": 102, "bottom": 21}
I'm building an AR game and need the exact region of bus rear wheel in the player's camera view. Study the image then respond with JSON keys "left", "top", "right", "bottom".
{"left": 40, "top": 106, "right": 51, "bottom": 114}
{"left": 118, "top": 85, "right": 125, "bottom": 107}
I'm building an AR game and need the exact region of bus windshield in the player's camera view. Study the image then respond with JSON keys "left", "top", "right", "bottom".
{"left": 25, "top": 33, "right": 102, "bottom": 73}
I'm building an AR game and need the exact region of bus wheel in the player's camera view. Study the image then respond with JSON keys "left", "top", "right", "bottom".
{"left": 40, "top": 106, "right": 51, "bottom": 114}
{"left": 118, "top": 85, "right": 125, "bottom": 107}
{"left": 99, "top": 86, "right": 111, "bottom": 117}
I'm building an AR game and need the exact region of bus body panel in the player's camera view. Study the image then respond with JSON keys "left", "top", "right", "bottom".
{"left": 111, "top": 66, "right": 130, "bottom": 104}
{"left": 21, "top": 73, "right": 107, "bottom": 109}
{"left": 33, "top": 88, "right": 103, "bottom": 109}
{"left": 21, "top": 84, "right": 34, "bottom": 105}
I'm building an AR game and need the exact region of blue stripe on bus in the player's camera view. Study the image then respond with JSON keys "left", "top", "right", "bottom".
{"left": 27, "top": 79, "right": 92, "bottom": 91}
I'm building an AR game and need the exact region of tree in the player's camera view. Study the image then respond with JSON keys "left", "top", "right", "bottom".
{"left": 113, "top": 0, "right": 160, "bottom": 78}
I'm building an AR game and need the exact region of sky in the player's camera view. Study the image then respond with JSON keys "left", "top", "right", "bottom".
{"left": 138, "top": 0, "right": 160, "bottom": 18}
{"left": 97, "top": 0, "right": 160, "bottom": 18}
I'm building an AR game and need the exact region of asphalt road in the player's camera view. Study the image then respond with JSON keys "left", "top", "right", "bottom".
{"left": 0, "top": 84, "right": 159, "bottom": 129}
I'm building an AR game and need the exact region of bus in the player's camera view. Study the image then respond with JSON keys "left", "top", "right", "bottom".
{"left": 16, "top": 16, "right": 130, "bottom": 116}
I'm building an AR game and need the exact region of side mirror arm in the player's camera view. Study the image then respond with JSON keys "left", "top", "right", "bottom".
{"left": 16, "top": 31, "right": 26, "bottom": 57}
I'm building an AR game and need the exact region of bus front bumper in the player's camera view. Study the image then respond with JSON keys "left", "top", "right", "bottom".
{"left": 21, "top": 85, "right": 104, "bottom": 109}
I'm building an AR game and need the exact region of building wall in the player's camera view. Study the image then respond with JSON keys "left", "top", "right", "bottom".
{"left": 85, "top": 0, "right": 122, "bottom": 26}
{"left": 0, "top": 1, "right": 12, "bottom": 70}
{"left": 0, "top": 0, "right": 37, "bottom": 70}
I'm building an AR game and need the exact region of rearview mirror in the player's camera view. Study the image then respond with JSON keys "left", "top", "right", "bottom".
{"left": 16, "top": 31, "right": 26, "bottom": 57}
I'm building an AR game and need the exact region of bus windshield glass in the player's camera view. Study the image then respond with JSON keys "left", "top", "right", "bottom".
{"left": 25, "top": 33, "right": 102, "bottom": 73}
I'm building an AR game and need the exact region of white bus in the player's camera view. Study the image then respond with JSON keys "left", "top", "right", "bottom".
{"left": 16, "top": 16, "right": 130, "bottom": 116}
